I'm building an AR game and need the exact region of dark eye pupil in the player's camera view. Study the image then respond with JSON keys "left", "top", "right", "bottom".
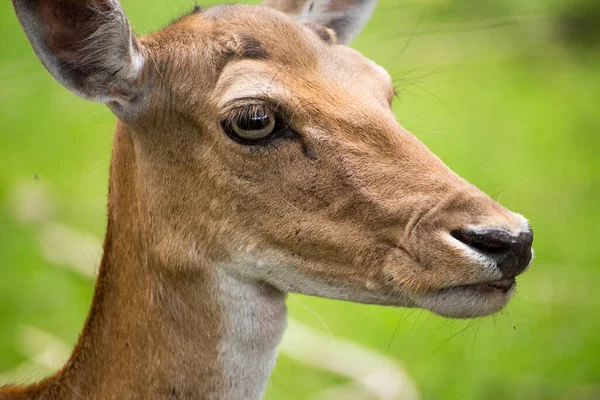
{"left": 239, "top": 110, "right": 271, "bottom": 131}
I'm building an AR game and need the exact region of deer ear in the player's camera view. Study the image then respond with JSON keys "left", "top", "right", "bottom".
{"left": 263, "top": 0, "right": 378, "bottom": 45}
{"left": 12, "top": 0, "right": 143, "bottom": 109}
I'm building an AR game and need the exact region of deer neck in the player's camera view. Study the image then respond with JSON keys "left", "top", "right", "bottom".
{"left": 18, "top": 124, "right": 288, "bottom": 400}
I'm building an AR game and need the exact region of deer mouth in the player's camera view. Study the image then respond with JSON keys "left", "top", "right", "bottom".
{"left": 409, "top": 277, "right": 518, "bottom": 319}
{"left": 443, "top": 277, "right": 516, "bottom": 295}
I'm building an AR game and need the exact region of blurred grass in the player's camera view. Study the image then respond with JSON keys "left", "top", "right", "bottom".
{"left": 1, "top": 0, "right": 599, "bottom": 399}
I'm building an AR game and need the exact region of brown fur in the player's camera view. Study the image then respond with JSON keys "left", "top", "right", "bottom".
{"left": 4, "top": 1, "right": 531, "bottom": 398}
{"left": 2, "top": 126, "right": 225, "bottom": 399}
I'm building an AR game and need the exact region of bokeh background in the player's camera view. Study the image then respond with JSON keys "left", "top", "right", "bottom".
{"left": 1, "top": 0, "right": 599, "bottom": 399}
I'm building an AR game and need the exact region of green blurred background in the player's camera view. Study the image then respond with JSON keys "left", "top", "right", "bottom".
{"left": 1, "top": 0, "right": 599, "bottom": 399}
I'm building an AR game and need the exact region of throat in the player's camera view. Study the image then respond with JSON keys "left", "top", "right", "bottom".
{"left": 217, "top": 270, "right": 288, "bottom": 399}
{"left": 32, "top": 229, "right": 287, "bottom": 400}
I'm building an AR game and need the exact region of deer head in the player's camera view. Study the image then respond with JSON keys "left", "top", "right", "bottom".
{"left": 12, "top": 0, "right": 533, "bottom": 320}
{"left": 5, "top": 0, "right": 537, "bottom": 398}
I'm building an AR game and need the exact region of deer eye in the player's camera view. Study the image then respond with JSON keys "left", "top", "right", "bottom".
{"left": 222, "top": 105, "right": 278, "bottom": 144}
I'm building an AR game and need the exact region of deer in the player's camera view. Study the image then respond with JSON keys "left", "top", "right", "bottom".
{"left": 3, "top": 0, "right": 534, "bottom": 398}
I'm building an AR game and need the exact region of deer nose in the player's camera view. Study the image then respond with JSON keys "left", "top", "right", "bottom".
{"left": 451, "top": 227, "right": 534, "bottom": 277}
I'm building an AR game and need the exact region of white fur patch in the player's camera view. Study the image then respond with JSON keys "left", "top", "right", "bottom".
{"left": 216, "top": 269, "right": 287, "bottom": 400}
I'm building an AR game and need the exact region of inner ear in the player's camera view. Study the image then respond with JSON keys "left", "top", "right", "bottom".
{"left": 14, "top": 0, "right": 144, "bottom": 108}
{"left": 263, "top": 0, "right": 378, "bottom": 45}
{"left": 305, "top": 23, "right": 337, "bottom": 44}
{"left": 38, "top": 0, "right": 99, "bottom": 63}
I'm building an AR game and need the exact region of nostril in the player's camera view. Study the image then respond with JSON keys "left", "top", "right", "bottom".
{"left": 451, "top": 229, "right": 512, "bottom": 255}
{"left": 451, "top": 227, "right": 534, "bottom": 277}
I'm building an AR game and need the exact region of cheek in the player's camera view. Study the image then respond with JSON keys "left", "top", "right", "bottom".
{"left": 201, "top": 138, "right": 386, "bottom": 270}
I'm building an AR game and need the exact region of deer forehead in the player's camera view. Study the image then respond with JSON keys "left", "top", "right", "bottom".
{"left": 152, "top": 5, "right": 393, "bottom": 109}
{"left": 214, "top": 58, "right": 391, "bottom": 108}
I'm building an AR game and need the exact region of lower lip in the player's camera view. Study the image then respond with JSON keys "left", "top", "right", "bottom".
{"left": 420, "top": 278, "right": 517, "bottom": 318}
{"left": 463, "top": 278, "right": 516, "bottom": 294}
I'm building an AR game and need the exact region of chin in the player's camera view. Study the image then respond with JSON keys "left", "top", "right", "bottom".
{"left": 412, "top": 278, "right": 517, "bottom": 319}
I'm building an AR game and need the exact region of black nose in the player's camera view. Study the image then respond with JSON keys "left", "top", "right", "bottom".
{"left": 451, "top": 227, "right": 534, "bottom": 277}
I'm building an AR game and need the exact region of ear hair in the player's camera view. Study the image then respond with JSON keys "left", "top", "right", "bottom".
{"left": 67, "top": 3, "right": 143, "bottom": 88}
{"left": 13, "top": 0, "right": 144, "bottom": 109}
